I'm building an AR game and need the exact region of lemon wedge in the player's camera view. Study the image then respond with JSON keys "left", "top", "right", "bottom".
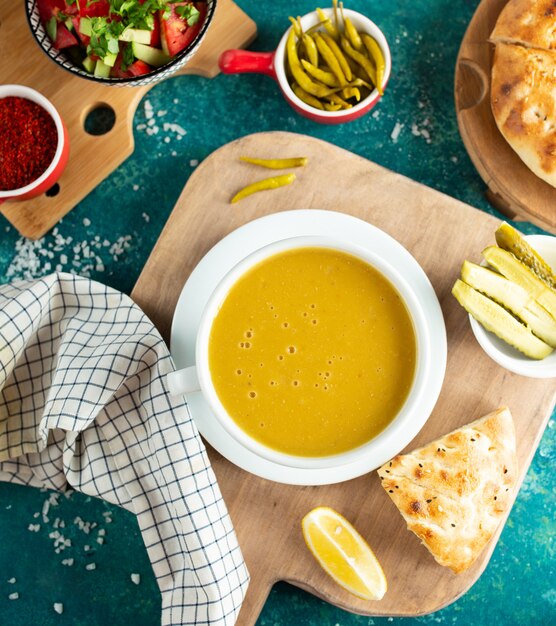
{"left": 301, "top": 506, "right": 387, "bottom": 601}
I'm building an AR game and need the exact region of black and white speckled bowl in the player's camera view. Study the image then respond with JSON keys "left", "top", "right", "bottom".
{"left": 25, "top": 0, "right": 217, "bottom": 86}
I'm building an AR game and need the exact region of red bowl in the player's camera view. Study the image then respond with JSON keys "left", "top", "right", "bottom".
{"left": 0, "top": 85, "right": 69, "bottom": 203}
{"left": 219, "top": 8, "right": 391, "bottom": 124}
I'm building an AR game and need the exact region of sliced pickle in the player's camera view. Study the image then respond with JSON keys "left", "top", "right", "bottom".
{"left": 495, "top": 222, "right": 556, "bottom": 289}
{"left": 452, "top": 279, "right": 553, "bottom": 360}
{"left": 483, "top": 246, "right": 556, "bottom": 320}
{"left": 461, "top": 261, "right": 556, "bottom": 347}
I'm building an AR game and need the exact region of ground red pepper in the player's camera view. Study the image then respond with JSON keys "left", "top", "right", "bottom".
{"left": 0, "top": 96, "right": 58, "bottom": 191}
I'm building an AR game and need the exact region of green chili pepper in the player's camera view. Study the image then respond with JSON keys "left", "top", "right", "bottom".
{"left": 288, "top": 16, "right": 302, "bottom": 37}
{"left": 361, "top": 33, "right": 385, "bottom": 95}
{"left": 328, "top": 93, "right": 352, "bottom": 109}
{"left": 340, "top": 2, "right": 362, "bottom": 50}
{"left": 340, "top": 36, "right": 377, "bottom": 86}
{"left": 231, "top": 174, "right": 297, "bottom": 204}
{"left": 320, "top": 32, "right": 352, "bottom": 81}
{"left": 292, "top": 83, "right": 325, "bottom": 109}
{"left": 316, "top": 8, "right": 339, "bottom": 38}
{"left": 341, "top": 86, "right": 360, "bottom": 101}
{"left": 286, "top": 29, "right": 335, "bottom": 98}
{"left": 302, "top": 33, "right": 319, "bottom": 66}
{"left": 301, "top": 59, "right": 339, "bottom": 87}
{"left": 239, "top": 156, "right": 309, "bottom": 169}
{"left": 313, "top": 32, "right": 347, "bottom": 86}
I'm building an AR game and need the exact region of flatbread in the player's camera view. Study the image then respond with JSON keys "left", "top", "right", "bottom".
{"left": 491, "top": 42, "right": 556, "bottom": 188}
{"left": 490, "top": 0, "right": 556, "bottom": 50}
{"left": 377, "top": 407, "right": 517, "bottom": 574}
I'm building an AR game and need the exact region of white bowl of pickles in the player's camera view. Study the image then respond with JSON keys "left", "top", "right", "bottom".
{"left": 452, "top": 222, "right": 556, "bottom": 378}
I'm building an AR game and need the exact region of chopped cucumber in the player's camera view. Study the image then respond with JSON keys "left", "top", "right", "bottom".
{"left": 82, "top": 56, "right": 96, "bottom": 73}
{"left": 119, "top": 28, "right": 152, "bottom": 44}
{"left": 94, "top": 59, "right": 111, "bottom": 78}
{"left": 483, "top": 246, "right": 556, "bottom": 319}
{"left": 102, "top": 52, "right": 118, "bottom": 68}
{"left": 46, "top": 16, "right": 57, "bottom": 42}
{"left": 452, "top": 279, "right": 553, "bottom": 360}
{"left": 79, "top": 17, "right": 92, "bottom": 37}
{"left": 461, "top": 261, "right": 556, "bottom": 347}
{"left": 495, "top": 222, "right": 556, "bottom": 289}
{"left": 65, "top": 17, "right": 74, "bottom": 31}
{"left": 131, "top": 42, "right": 170, "bottom": 67}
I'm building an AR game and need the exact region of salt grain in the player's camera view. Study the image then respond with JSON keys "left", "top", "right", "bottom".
{"left": 8, "top": 592, "right": 19, "bottom": 600}
{"left": 83, "top": 218, "right": 91, "bottom": 227}
{"left": 144, "top": 100, "right": 153, "bottom": 119}
{"left": 189, "top": 159, "right": 199, "bottom": 167}
{"left": 28, "top": 523, "right": 40, "bottom": 532}
{"left": 390, "top": 122, "right": 404, "bottom": 143}
{"left": 8, "top": 578, "right": 16, "bottom": 584}
{"left": 4, "top": 228, "right": 132, "bottom": 282}
{"left": 53, "top": 603, "right": 64, "bottom": 614}
{"left": 132, "top": 184, "right": 139, "bottom": 191}
{"left": 85, "top": 563, "right": 96, "bottom": 571}
{"left": 131, "top": 573, "right": 141, "bottom": 585}
{"left": 61, "top": 558, "right": 74, "bottom": 566}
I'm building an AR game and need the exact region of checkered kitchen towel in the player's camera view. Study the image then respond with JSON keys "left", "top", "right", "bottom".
{"left": 0, "top": 273, "right": 249, "bottom": 625}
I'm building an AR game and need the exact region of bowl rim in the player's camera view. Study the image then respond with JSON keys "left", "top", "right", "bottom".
{"left": 274, "top": 7, "right": 392, "bottom": 119}
{"left": 193, "top": 234, "right": 435, "bottom": 470}
{"left": 25, "top": 0, "right": 217, "bottom": 84}
{"left": 0, "top": 84, "right": 66, "bottom": 198}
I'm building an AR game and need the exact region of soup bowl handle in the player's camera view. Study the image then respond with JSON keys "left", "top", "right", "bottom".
{"left": 166, "top": 366, "right": 200, "bottom": 397}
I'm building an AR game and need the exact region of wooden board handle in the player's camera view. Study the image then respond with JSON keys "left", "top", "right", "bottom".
{"left": 455, "top": 58, "right": 488, "bottom": 111}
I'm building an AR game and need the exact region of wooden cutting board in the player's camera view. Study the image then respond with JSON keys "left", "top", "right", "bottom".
{"left": 0, "top": 0, "right": 256, "bottom": 240}
{"left": 131, "top": 132, "right": 556, "bottom": 622}
{"left": 455, "top": 0, "right": 556, "bottom": 234}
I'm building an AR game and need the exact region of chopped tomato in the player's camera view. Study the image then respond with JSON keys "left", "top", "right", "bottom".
{"left": 111, "top": 54, "right": 133, "bottom": 78}
{"left": 150, "top": 14, "right": 161, "bottom": 47}
{"left": 128, "top": 60, "right": 151, "bottom": 76}
{"left": 62, "top": 1, "right": 79, "bottom": 16}
{"left": 54, "top": 22, "right": 78, "bottom": 49}
{"left": 79, "top": 0, "right": 110, "bottom": 18}
{"left": 160, "top": 2, "right": 207, "bottom": 57}
{"left": 71, "top": 16, "right": 91, "bottom": 46}
{"left": 111, "top": 56, "right": 150, "bottom": 78}
{"left": 37, "top": 0, "right": 65, "bottom": 22}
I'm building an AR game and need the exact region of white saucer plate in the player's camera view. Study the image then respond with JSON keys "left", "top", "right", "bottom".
{"left": 170, "top": 210, "right": 447, "bottom": 485}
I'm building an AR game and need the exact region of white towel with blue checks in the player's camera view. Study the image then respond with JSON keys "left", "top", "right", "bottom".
{"left": 0, "top": 273, "right": 249, "bottom": 625}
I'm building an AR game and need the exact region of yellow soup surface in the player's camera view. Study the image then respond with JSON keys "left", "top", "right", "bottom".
{"left": 208, "top": 247, "right": 416, "bottom": 457}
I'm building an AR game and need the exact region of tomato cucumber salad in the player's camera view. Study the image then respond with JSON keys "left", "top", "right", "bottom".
{"left": 37, "top": 0, "right": 208, "bottom": 78}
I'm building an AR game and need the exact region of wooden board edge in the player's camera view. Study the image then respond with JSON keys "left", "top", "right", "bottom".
{"left": 454, "top": 0, "right": 556, "bottom": 233}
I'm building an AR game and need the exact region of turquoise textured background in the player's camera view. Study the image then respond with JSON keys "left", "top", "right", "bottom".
{"left": 0, "top": 1, "right": 554, "bottom": 624}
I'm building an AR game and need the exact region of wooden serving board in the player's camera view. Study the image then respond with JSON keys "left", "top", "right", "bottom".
{"left": 455, "top": 0, "right": 556, "bottom": 234}
{"left": 0, "top": 0, "right": 256, "bottom": 240}
{"left": 131, "top": 132, "right": 556, "bottom": 622}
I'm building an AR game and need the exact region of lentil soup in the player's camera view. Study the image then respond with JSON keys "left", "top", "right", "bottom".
{"left": 208, "top": 247, "right": 417, "bottom": 457}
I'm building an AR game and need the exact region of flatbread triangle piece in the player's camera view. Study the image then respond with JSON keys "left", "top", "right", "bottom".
{"left": 491, "top": 42, "right": 556, "bottom": 188}
{"left": 490, "top": 0, "right": 556, "bottom": 50}
{"left": 377, "top": 407, "right": 517, "bottom": 574}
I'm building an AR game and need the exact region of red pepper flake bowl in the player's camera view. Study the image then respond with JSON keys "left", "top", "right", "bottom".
{"left": 0, "top": 85, "right": 69, "bottom": 203}
{"left": 25, "top": 0, "right": 216, "bottom": 86}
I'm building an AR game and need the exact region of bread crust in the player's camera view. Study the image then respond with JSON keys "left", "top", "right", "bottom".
{"left": 491, "top": 0, "right": 556, "bottom": 50}
{"left": 491, "top": 43, "right": 556, "bottom": 188}
{"left": 377, "top": 408, "right": 517, "bottom": 574}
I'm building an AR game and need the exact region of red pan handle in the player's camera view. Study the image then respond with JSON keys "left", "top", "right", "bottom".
{"left": 218, "top": 50, "right": 277, "bottom": 79}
